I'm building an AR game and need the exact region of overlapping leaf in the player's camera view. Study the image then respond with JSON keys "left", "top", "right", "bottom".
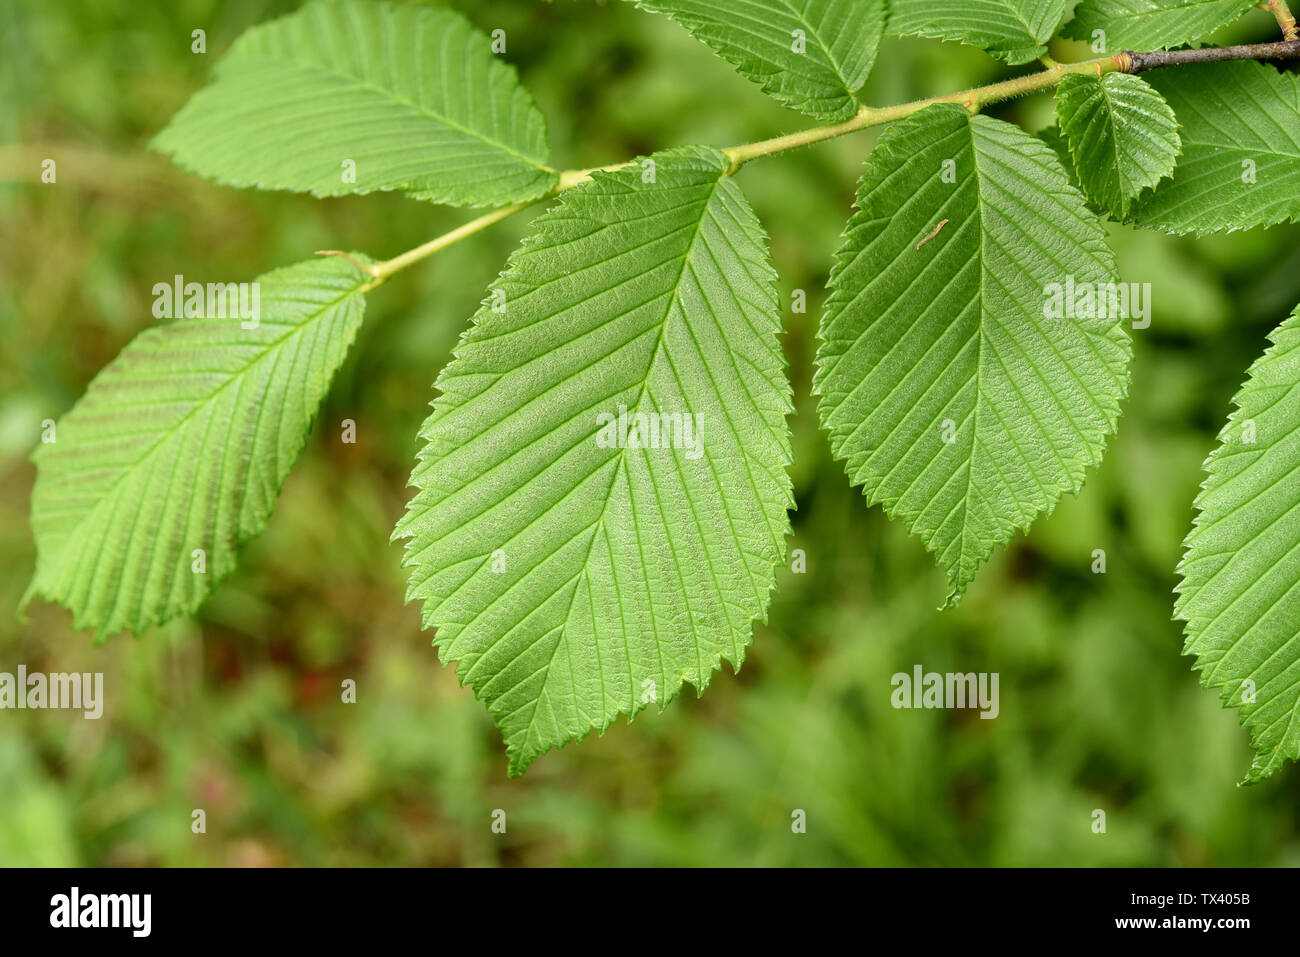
{"left": 1133, "top": 62, "right": 1300, "bottom": 235}
{"left": 1036, "top": 124, "right": 1081, "bottom": 191}
{"left": 1055, "top": 72, "right": 1180, "bottom": 218}
{"left": 26, "top": 257, "right": 372, "bottom": 639}
{"left": 395, "top": 146, "right": 793, "bottom": 775}
{"left": 816, "top": 104, "right": 1130, "bottom": 603}
{"left": 632, "top": 0, "right": 884, "bottom": 121}
{"left": 888, "top": 0, "right": 1071, "bottom": 64}
{"left": 1176, "top": 307, "right": 1300, "bottom": 783}
{"left": 1064, "top": 0, "right": 1257, "bottom": 51}
{"left": 152, "top": 0, "right": 556, "bottom": 206}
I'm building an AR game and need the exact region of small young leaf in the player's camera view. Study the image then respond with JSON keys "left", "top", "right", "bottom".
{"left": 888, "top": 0, "right": 1071, "bottom": 65}
{"left": 152, "top": 0, "right": 557, "bottom": 206}
{"left": 395, "top": 146, "right": 793, "bottom": 776}
{"left": 816, "top": 105, "right": 1130, "bottom": 604}
{"left": 1064, "top": 0, "right": 1257, "bottom": 52}
{"left": 26, "top": 257, "right": 372, "bottom": 639}
{"left": 1132, "top": 62, "right": 1300, "bottom": 235}
{"left": 1176, "top": 306, "right": 1300, "bottom": 784}
{"left": 632, "top": 0, "right": 885, "bottom": 121}
{"left": 1055, "top": 72, "right": 1180, "bottom": 218}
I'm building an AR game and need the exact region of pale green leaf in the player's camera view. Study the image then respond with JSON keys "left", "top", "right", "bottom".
{"left": 1176, "top": 306, "right": 1300, "bottom": 783}
{"left": 1055, "top": 72, "right": 1180, "bottom": 218}
{"left": 888, "top": 0, "right": 1071, "bottom": 64}
{"left": 152, "top": 0, "right": 557, "bottom": 206}
{"left": 1063, "top": 0, "right": 1257, "bottom": 51}
{"left": 26, "top": 257, "right": 372, "bottom": 639}
{"left": 394, "top": 146, "right": 793, "bottom": 775}
{"left": 1133, "top": 62, "right": 1300, "bottom": 235}
{"left": 632, "top": 0, "right": 885, "bottom": 121}
{"left": 815, "top": 105, "right": 1130, "bottom": 603}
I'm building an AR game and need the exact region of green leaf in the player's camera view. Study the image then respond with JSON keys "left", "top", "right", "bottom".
{"left": 815, "top": 105, "right": 1130, "bottom": 603}
{"left": 888, "top": 0, "right": 1071, "bottom": 65}
{"left": 1176, "top": 306, "right": 1300, "bottom": 783}
{"left": 1132, "top": 62, "right": 1300, "bottom": 235}
{"left": 394, "top": 146, "right": 793, "bottom": 775}
{"left": 26, "top": 257, "right": 372, "bottom": 639}
{"left": 152, "top": 0, "right": 557, "bottom": 206}
{"left": 1063, "top": 0, "right": 1257, "bottom": 51}
{"left": 1036, "top": 123, "right": 1081, "bottom": 192}
{"left": 631, "top": 0, "right": 885, "bottom": 121}
{"left": 1055, "top": 72, "right": 1180, "bottom": 219}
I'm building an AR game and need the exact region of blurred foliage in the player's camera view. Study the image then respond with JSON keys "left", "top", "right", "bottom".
{"left": 2, "top": 0, "right": 1300, "bottom": 866}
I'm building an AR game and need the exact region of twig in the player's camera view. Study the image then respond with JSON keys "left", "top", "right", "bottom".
{"left": 1261, "top": 1, "right": 1299, "bottom": 41}
{"left": 365, "top": 38, "right": 1300, "bottom": 282}
{"left": 1126, "top": 38, "right": 1300, "bottom": 72}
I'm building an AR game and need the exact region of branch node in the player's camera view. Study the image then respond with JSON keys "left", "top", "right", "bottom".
{"left": 1265, "top": 0, "right": 1300, "bottom": 41}
{"left": 315, "top": 250, "right": 381, "bottom": 279}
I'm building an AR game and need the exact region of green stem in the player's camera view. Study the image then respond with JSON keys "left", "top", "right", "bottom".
{"left": 371, "top": 200, "right": 536, "bottom": 280}
{"left": 723, "top": 53, "right": 1128, "bottom": 170}
{"left": 1262, "top": 0, "right": 1299, "bottom": 41}
{"left": 360, "top": 37, "right": 1300, "bottom": 281}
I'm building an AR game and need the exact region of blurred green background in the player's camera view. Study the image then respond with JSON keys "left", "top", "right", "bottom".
{"left": 2, "top": 0, "right": 1300, "bottom": 867}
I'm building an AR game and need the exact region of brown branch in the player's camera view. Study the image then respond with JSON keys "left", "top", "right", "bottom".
{"left": 1126, "top": 39, "right": 1300, "bottom": 73}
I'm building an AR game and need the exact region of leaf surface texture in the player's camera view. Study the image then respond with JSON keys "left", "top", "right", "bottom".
{"left": 396, "top": 147, "right": 793, "bottom": 774}
{"left": 634, "top": 0, "right": 885, "bottom": 120}
{"left": 816, "top": 105, "right": 1130, "bottom": 602}
{"left": 152, "top": 0, "right": 556, "bottom": 206}
{"left": 27, "top": 258, "right": 371, "bottom": 638}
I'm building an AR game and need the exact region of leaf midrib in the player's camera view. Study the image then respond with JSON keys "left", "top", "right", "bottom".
{"left": 36, "top": 281, "right": 367, "bottom": 570}
{"left": 1100, "top": 0, "right": 1247, "bottom": 30}
{"left": 225, "top": 44, "right": 552, "bottom": 176}
{"left": 767, "top": 0, "right": 862, "bottom": 95}
{"left": 514, "top": 173, "right": 727, "bottom": 756}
